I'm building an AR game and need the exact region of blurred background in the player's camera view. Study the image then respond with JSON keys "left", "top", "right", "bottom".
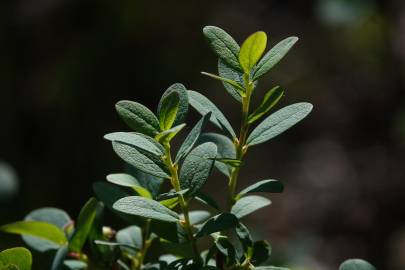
{"left": 1, "top": 0, "right": 405, "bottom": 269}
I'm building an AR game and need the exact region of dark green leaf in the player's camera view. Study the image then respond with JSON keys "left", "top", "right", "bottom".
{"left": 218, "top": 59, "right": 243, "bottom": 102}
{"left": 113, "top": 196, "right": 179, "bottom": 222}
{"left": 115, "top": 100, "right": 160, "bottom": 137}
{"left": 188, "top": 91, "right": 236, "bottom": 138}
{"left": 93, "top": 182, "right": 130, "bottom": 210}
{"left": 339, "top": 259, "right": 376, "bottom": 270}
{"left": 158, "top": 91, "right": 180, "bottom": 130}
{"left": 179, "top": 142, "right": 217, "bottom": 196}
{"left": 215, "top": 237, "right": 236, "bottom": 265}
{"left": 236, "top": 222, "right": 253, "bottom": 252}
{"left": 104, "top": 132, "right": 163, "bottom": 156}
{"left": 210, "top": 158, "right": 241, "bottom": 168}
{"left": 201, "top": 72, "right": 244, "bottom": 93}
{"left": 239, "top": 31, "right": 267, "bottom": 73}
{"left": 0, "top": 247, "right": 32, "bottom": 270}
{"left": 252, "top": 37, "right": 299, "bottom": 81}
{"left": 231, "top": 195, "right": 271, "bottom": 218}
{"left": 251, "top": 240, "right": 272, "bottom": 266}
{"left": 155, "top": 124, "right": 186, "bottom": 143}
{"left": 156, "top": 189, "right": 189, "bottom": 201}
{"left": 247, "top": 103, "right": 313, "bottom": 146}
{"left": 248, "top": 86, "right": 284, "bottom": 124}
{"left": 175, "top": 112, "right": 211, "bottom": 163}
{"left": 157, "top": 83, "right": 189, "bottom": 127}
{"left": 203, "top": 26, "right": 241, "bottom": 71}
{"left": 195, "top": 192, "right": 220, "bottom": 211}
{"left": 195, "top": 213, "right": 238, "bottom": 238}
{"left": 237, "top": 179, "right": 283, "bottom": 199}
{"left": 160, "top": 239, "right": 194, "bottom": 258}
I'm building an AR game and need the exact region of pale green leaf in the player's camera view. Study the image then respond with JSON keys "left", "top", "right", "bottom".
{"left": 155, "top": 124, "right": 186, "bottom": 144}
{"left": 218, "top": 59, "right": 243, "bottom": 102}
{"left": 63, "top": 260, "right": 87, "bottom": 270}
{"left": 231, "top": 195, "right": 271, "bottom": 218}
{"left": 157, "top": 83, "right": 189, "bottom": 127}
{"left": 339, "top": 259, "right": 376, "bottom": 270}
{"left": 106, "top": 173, "right": 152, "bottom": 198}
{"left": 180, "top": 210, "right": 211, "bottom": 225}
{"left": 201, "top": 72, "right": 244, "bottom": 93}
{"left": 104, "top": 132, "right": 163, "bottom": 156}
{"left": 158, "top": 91, "right": 180, "bottom": 130}
{"left": 239, "top": 31, "right": 267, "bottom": 73}
{"left": 0, "top": 247, "right": 32, "bottom": 270}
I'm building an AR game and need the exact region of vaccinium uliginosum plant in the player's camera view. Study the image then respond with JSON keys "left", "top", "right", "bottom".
{"left": 0, "top": 26, "right": 377, "bottom": 270}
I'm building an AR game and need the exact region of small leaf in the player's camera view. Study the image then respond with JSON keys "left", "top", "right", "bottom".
{"left": 188, "top": 90, "right": 236, "bottom": 138}
{"left": 127, "top": 166, "right": 164, "bottom": 199}
{"left": 115, "top": 100, "right": 160, "bottom": 137}
{"left": 239, "top": 31, "right": 267, "bottom": 73}
{"left": 237, "top": 179, "right": 283, "bottom": 199}
{"left": 116, "top": 225, "right": 143, "bottom": 254}
{"left": 69, "top": 197, "right": 103, "bottom": 253}
{"left": 236, "top": 222, "right": 253, "bottom": 252}
{"left": 0, "top": 247, "right": 32, "bottom": 270}
{"left": 112, "top": 141, "right": 170, "bottom": 178}
{"left": 175, "top": 113, "right": 211, "bottom": 163}
{"left": 63, "top": 260, "right": 87, "bottom": 270}
{"left": 157, "top": 83, "right": 189, "bottom": 127}
{"left": 215, "top": 237, "right": 236, "bottom": 265}
{"left": 155, "top": 124, "right": 186, "bottom": 144}
{"left": 247, "top": 103, "right": 313, "bottom": 146}
{"left": 231, "top": 195, "right": 271, "bottom": 218}
{"left": 51, "top": 246, "right": 68, "bottom": 270}
{"left": 339, "top": 259, "right": 376, "bottom": 270}
{"left": 113, "top": 196, "right": 179, "bottom": 222}
{"left": 104, "top": 132, "right": 163, "bottom": 156}
{"left": 195, "top": 193, "right": 220, "bottom": 211}
{"left": 248, "top": 86, "right": 284, "bottom": 124}
{"left": 159, "top": 197, "right": 179, "bottom": 209}
{"left": 195, "top": 213, "right": 238, "bottom": 238}
{"left": 218, "top": 59, "right": 243, "bottom": 102}
{"left": 201, "top": 72, "right": 245, "bottom": 93}
{"left": 0, "top": 221, "right": 67, "bottom": 246}
{"left": 210, "top": 158, "right": 242, "bottom": 168}
{"left": 106, "top": 173, "right": 152, "bottom": 198}
{"left": 203, "top": 26, "right": 241, "bottom": 71}
{"left": 180, "top": 210, "right": 211, "bottom": 225}
{"left": 179, "top": 142, "right": 217, "bottom": 196}
{"left": 254, "top": 266, "right": 289, "bottom": 270}
{"left": 252, "top": 240, "right": 272, "bottom": 266}
{"left": 156, "top": 189, "right": 189, "bottom": 201}
{"left": 158, "top": 91, "right": 180, "bottom": 130}
{"left": 252, "top": 36, "right": 299, "bottom": 81}
{"left": 94, "top": 240, "right": 138, "bottom": 250}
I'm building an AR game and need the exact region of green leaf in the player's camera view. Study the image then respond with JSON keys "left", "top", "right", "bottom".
{"left": 237, "top": 179, "right": 283, "bottom": 199}
{"left": 188, "top": 90, "right": 236, "bottom": 138}
{"left": 22, "top": 208, "right": 72, "bottom": 252}
{"left": 179, "top": 142, "right": 217, "bottom": 196}
{"left": 248, "top": 86, "right": 284, "bottom": 124}
{"left": 69, "top": 197, "right": 103, "bottom": 253}
{"left": 254, "top": 266, "right": 288, "bottom": 270}
{"left": 247, "top": 103, "right": 313, "bottom": 146}
{"left": 113, "top": 196, "right": 179, "bottom": 222}
{"left": 218, "top": 59, "right": 243, "bottom": 102}
{"left": 0, "top": 221, "right": 67, "bottom": 246}
{"left": 231, "top": 195, "right": 271, "bottom": 218}
{"left": 339, "top": 259, "right": 376, "bottom": 270}
{"left": 106, "top": 173, "right": 152, "bottom": 198}
{"left": 51, "top": 246, "right": 68, "bottom": 270}
{"left": 215, "top": 237, "right": 236, "bottom": 265}
{"left": 127, "top": 166, "right": 164, "bottom": 199}
{"left": 63, "top": 260, "right": 87, "bottom": 270}
{"left": 175, "top": 113, "right": 211, "bottom": 163}
{"left": 116, "top": 226, "right": 143, "bottom": 255}
{"left": 115, "top": 100, "right": 160, "bottom": 137}
{"left": 156, "top": 189, "right": 189, "bottom": 201}
{"left": 198, "top": 133, "right": 236, "bottom": 177}
{"left": 203, "top": 26, "right": 241, "bottom": 71}
{"left": 157, "top": 91, "right": 179, "bottom": 131}
{"left": 201, "top": 72, "right": 245, "bottom": 93}
{"left": 235, "top": 222, "right": 253, "bottom": 252}
{"left": 159, "top": 197, "right": 179, "bottom": 209}
{"left": 104, "top": 132, "right": 163, "bottom": 156}
{"left": 252, "top": 36, "right": 299, "bottom": 81}
{"left": 112, "top": 141, "right": 170, "bottom": 179}
{"left": 252, "top": 240, "right": 272, "bottom": 266}
{"left": 180, "top": 210, "right": 211, "bottom": 225}
{"left": 155, "top": 124, "right": 186, "bottom": 144}
{"left": 160, "top": 239, "right": 194, "bottom": 258}
{"left": 195, "top": 193, "right": 220, "bottom": 211}
{"left": 0, "top": 247, "right": 32, "bottom": 270}
{"left": 94, "top": 240, "right": 138, "bottom": 250}
{"left": 239, "top": 31, "right": 267, "bottom": 73}
{"left": 211, "top": 158, "right": 242, "bottom": 168}
{"left": 195, "top": 213, "right": 238, "bottom": 238}
{"left": 157, "top": 83, "right": 189, "bottom": 127}
{"left": 93, "top": 182, "right": 129, "bottom": 210}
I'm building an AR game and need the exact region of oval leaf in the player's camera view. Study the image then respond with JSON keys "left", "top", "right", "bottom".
{"left": 252, "top": 36, "right": 299, "bottom": 81}
{"left": 195, "top": 213, "right": 238, "bottom": 238}
{"left": 113, "top": 196, "right": 179, "bottom": 222}
{"left": 218, "top": 59, "right": 243, "bottom": 102}
{"left": 155, "top": 124, "right": 186, "bottom": 144}
{"left": 115, "top": 100, "right": 160, "bottom": 137}
{"left": 231, "top": 195, "right": 271, "bottom": 219}
{"left": 248, "top": 86, "right": 284, "bottom": 124}
{"left": 116, "top": 225, "right": 143, "bottom": 255}
{"left": 106, "top": 173, "right": 152, "bottom": 198}
{"left": 237, "top": 179, "right": 283, "bottom": 198}
{"left": 158, "top": 91, "right": 180, "bottom": 130}
{"left": 0, "top": 247, "right": 32, "bottom": 270}
{"left": 239, "top": 31, "right": 267, "bottom": 73}
{"left": 179, "top": 142, "right": 217, "bottom": 196}
{"left": 157, "top": 83, "right": 189, "bottom": 127}
{"left": 247, "top": 103, "right": 313, "bottom": 146}
{"left": 104, "top": 132, "right": 163, "bottom": 156}
{"left": 339, "top": 259, "right": 376, "bottom": 270}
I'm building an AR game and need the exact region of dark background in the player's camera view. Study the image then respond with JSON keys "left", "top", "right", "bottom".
{"left": 1, "top": 0, "right": 405, "bottom": 269}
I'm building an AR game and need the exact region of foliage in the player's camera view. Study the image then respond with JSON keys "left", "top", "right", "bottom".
{"left": 0, "top": 26, "right": 376, "bottom": 270}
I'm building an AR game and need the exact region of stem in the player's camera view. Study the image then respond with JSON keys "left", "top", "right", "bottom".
{"left": 163, "top": 143, "right": 201, "bottom": 262}
{"left": 134, "top": 220, "right": 151, "bottom": 270}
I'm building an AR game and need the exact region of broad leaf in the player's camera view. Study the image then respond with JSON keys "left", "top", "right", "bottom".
{"left": 179, "top": 142, "right": 217, "bottom": 196}
{"left": 115, "top": 100, "right": 160, "bottom": 137}
{"left": 113, "top": 196, "right": 179, "bottom": 222}
{"left": 155, "top": 124, "right": 186, "bottom": 144}
{"left": 248, "top": 86, "right": 284, "bottom": 124}
{"left": 237, "top": 179, "right": 283, "bottom": 199}
{"left": 231, "top": 195, "right": 271, "bottom": 218}
{"left": 218, "top": 59, "right": 243, "bottom": 102}
{"left": 0, "top": 247, "right": 32, "bottom": 270}
{"left": 252, "top": 36, "right": 299, "bottom": 81}
{"left": 203, "top": 26, "right": 241, "bottom": 71}
{"left": 104, "top": 132, "right": 163, "bottom": 156}
{"left": 339, "top": 259, "right": 376, "bottom": 270}
{"left": 69, "top": 197, "right": 103, "bottom": 253}
{"left": 116, "top": 225, "right": 143, "bottom": 255}
{"left": 175, "top": 113, "right": 211, "bottom": 163}
{"left": 180, "top": 210, "right": 211, "bottom": 225}
{"left": 239, "top": 31, "right": 267, "bottom": 73}
{"left": 252, "top": 240, "right": 272, "bottom": 266}
{"left": 188, "top": 90, "right": 236, "bottom": 138}
{"left": 195, "top": 213, "right": 238, "bottom": 238}
{"left": 93, "top": 182, "right": 130, "bottom": 210}
{"left": 106, "top": 173, "right": 152, "bottom": 198}
{"left": 247, "top": 103, "right": 313, "bottom": 146}
{"left": 158, "top": 91, "right": 180, "bottom": 130}
{"left": 157, "top": 83, "right": 189, "bottom": 127}
{"left": 112, "top": 141, "right": 170, "bottom": 178}
{"left": 127, "top": 166, "right": 164, "bottom": 199}
{"left": 198, "top": 133, "right": 236, "bottom": 177}
{"left": 22, "top": 208, "right": 72, "bottom": 252}
{"left": 0, "top": 221, "right": 67, "bottom": 246}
